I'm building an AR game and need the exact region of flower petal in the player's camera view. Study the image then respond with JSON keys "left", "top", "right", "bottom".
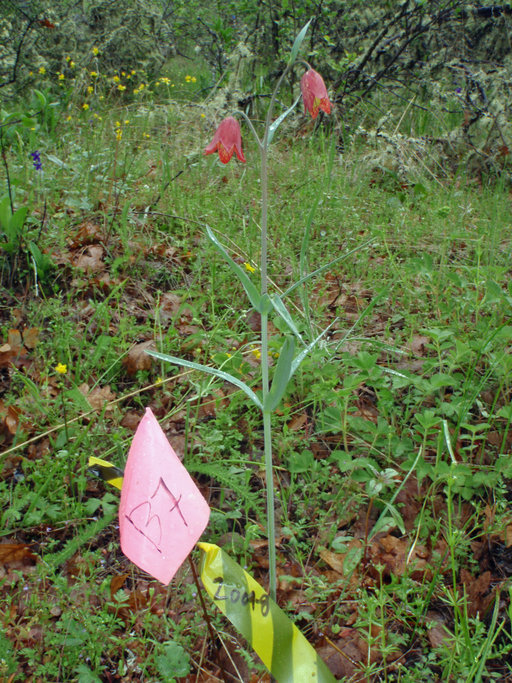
{"left": 204, "top": 116, "right": 245, "bottom": 163}
{"left": 300, "top": 69, "right": 331, "bottom": 119}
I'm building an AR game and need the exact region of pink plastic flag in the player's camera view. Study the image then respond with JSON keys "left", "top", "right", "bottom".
{"left": 119, "top": 407, "right": 210, "bottom": 584}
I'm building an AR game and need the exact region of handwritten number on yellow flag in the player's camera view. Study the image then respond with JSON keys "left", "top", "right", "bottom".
{"left": 199, "top": 542, "right": 336, "bottom": 683}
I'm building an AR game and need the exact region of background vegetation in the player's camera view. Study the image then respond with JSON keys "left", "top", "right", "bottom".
{"left": 1, "top": 0, "right": 511, "bottom": 680}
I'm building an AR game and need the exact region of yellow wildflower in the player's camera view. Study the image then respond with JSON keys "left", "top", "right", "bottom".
{"left": 58, "top": 73, "right": 64, "bottom": 80}
{"left": 115, "top": 120, "right": 121, "bottom": 128}
{"left": 191, "top": 76, "right": 197, "bottom": 83}
{"left": 124, "top": 119, "right": 130, "bottom": 125}
{"left": 251, "top": 347, "right": 261, "bottom": 360}
{"left": 55, "top": 363, "right": 67, "bottom": 374}
{"left": 92, "top": 47, "right": 99, "bottom": 55}
{"left": 66, "top": 115, "right": 72, "bottom": 121}
{"left": 113, "top": 75, "right": 120, "bottom": 83}
{"left": 90, "top": 71, "right": 98, "bottom": 78}
{"left": 116, "top": 129, "right": 122, "bottom": 141}
{"left": 121, "top": 71, "right": 126, "bottom": 76}
{"left": 117, "top": 84, "right": 126, "bottom": 91}
{"left": 87, "top": 85, "right": 94, "bottom": 94}
{"left": 244, "top": 262, "right": 256, "bottom": 273}
{"left": 185, "top": 75, "right": 191, "bottom": 82}
{"left": 82, "top": 103, "right": 89, "bottom": 110}
{"left": 38, "top": 66, "right": 46, "bottom": 75}
{"left": 70, "top": 61, "right": 75, "bottom": 68}
{"left": 155, "top": 376, "right": 163, "bottom": 386}
{"left": 65, "top": 56, "right": 71, "bottom": 62}
{"left": 131, "top": 69, "right": 136, "bottom": 75}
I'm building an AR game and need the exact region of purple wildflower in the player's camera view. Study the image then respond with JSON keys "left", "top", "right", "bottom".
{"left": 30, "top": 150, "right": 42, "bottom": 170}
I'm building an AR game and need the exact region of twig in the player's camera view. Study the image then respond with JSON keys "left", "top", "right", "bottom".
{"left": 188, "top": 555, "right": 218, "bottom": 646}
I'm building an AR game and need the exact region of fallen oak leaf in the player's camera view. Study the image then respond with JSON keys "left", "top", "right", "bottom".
{"left": 0, "top": 543, "right": 38, "bottom": 567}
{"left": 21, "top": 327, "right": 40, "bottom": 350}
{"left": 122, "top": 340, "right": 155, "bottom": 376}
{"left": 0, "top": 401, "right": 22, "bottom": 436}
{"left": 78, "top": 384, "right": 116, "bottom": 412}
{"left": 73, "top": 244, "right": 105, "bottom": 273}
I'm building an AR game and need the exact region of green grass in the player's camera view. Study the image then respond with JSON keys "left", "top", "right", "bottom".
{"left": 1, "top": 65, "right": 512, "bottom": 681}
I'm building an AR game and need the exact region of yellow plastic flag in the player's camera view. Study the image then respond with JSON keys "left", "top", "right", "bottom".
{"left": 88, "top": 456, "right": 124, "bottom": 490}
{"left": 199, "top": 542, "right": 336, "bottom": 683}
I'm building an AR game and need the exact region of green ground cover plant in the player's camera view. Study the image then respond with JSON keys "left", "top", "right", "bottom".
{"left": 1, "top": 10, "right": 512, "bottom": 681}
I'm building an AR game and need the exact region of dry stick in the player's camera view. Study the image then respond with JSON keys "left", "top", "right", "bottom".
{"left": 188, "top": 556, "right": 245, "bottom": 683}
{"left": 187, "top": 555, "right": 218, "bottom": 647}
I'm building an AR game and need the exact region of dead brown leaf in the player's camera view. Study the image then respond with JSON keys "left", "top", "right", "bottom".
{"left": 287, "top": 412, "right": 308, "bottom": 432}
{"left": 70, "top": 221, "right": 103, "bottom": 248}
{"left": 121, "top": 411, "right": 143, "bottom": 431}
{"left": 460, "top": 568, "right": 493, "bottom": 618}
{"left": 320, "top": 540, "right": 364, "bottom": 576}
{"left": 78, "top": 384, "right": 116, "bottom": 411}
{"left": 110, "top": 573, "right": 128, "bottom": 599}
{"left": 22, "top": 327, "right": 40, "bottom": 350}
{"left": 122, "top": 340, "right": 155, "bottom": 375}
{"left": 0, "top": 402, "right": 21, "bottom": 436}
{"left": 158, "top": 292, "right": 182, "bottom": 323}
{"left": 0, "top": 543, "right": 38, "bottom": 567}
{"left": 73, "top": 245, "right": 104, "bottom": 272}
{"left": 425, "top": 611, "right": 451, "bottom": 649}
{"left": 7, "top": 329, "right": 22, "bottom": 351}
{"left": 374, "top": 535, "right": 431, "bottom": 579}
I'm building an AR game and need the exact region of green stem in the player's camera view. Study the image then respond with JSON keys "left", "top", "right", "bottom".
{"left": 258, "top": 66, "right": 292, "bottom": 601}
{"left": 260, "top": 141, "right": 275, "bottom": 599}
{"left": 263, "top": 409, "right": 276, "bottom": 600}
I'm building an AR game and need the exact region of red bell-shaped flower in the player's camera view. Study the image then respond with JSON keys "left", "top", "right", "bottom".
{"left": 204, "top": 116, "right": 246, "bottom": 164}
{"left": 300, "top": 69, "right": 331, "bottom": 119}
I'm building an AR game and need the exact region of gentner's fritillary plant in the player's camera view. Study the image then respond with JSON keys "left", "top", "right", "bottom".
{"left": 149, "top": 21, "right": 333, "bottom": 601}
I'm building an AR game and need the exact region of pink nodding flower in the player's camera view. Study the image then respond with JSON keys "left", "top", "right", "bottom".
{"left": 300, "top": 69, "right": 331, "bottom": 119}
{"left": 204, "top": 116, "right": 246, "bottom": 164}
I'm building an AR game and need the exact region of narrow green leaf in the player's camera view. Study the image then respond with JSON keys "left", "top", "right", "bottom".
{"left": 0, "top": 196, "right": 12, "bottom": 233}
{"left": 8, "top": 206, "right": 28, "bottom": 236}
{"left": 46, "top": 154, "right": 66, "bottom": 168}
{"left": 147, "top": 350, "right": 263, "bottom": 410}
{"left": 28, "top": 241, "right": 52, "bottom": 275}
{"left": 206, "top": 226, "right": 263, "bottom": 312}
{"left": 267, "top": 95, "right": 301, "bottom": 145}
{"left": 290, "top": 320, "right": 336, "bottom": 377}
{"left": 270, "top": 294, "right": 303, "bottom": 342}
{"left": 289, "top": 19, "right": 312, "bottom": 65}
{"left": 33, "top": 88, "right": 47, "bottom": 109}
{"left": 369, "top": 503, "right": 405, "bottom": 540}
{"left": 264, "top": 336, "right": 295, "bottom": 412}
